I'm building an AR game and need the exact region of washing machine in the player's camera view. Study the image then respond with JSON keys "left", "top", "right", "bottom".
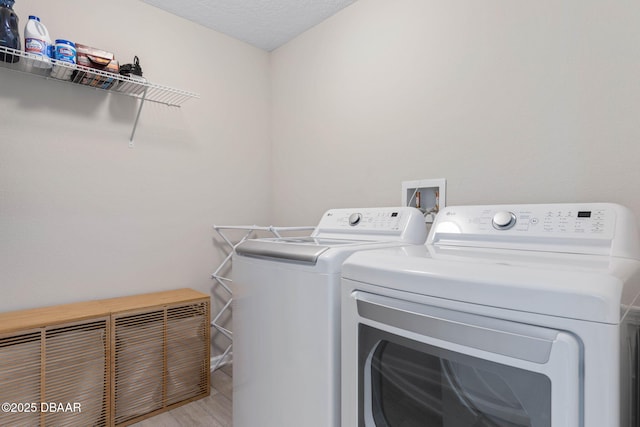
{"left": 341, "top": 203, "right": 640, "bottom": 427}
{"left": 231, "top": 207, "right": 427, "bottom": 427}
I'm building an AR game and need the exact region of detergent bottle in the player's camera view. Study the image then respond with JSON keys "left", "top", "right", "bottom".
{"left": 24, "top": 14, "right": 51, "bottom": 68}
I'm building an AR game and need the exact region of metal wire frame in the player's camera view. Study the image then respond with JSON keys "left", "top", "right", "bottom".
{"left": 210, "top": 225, "right": 315, "bottom": 372}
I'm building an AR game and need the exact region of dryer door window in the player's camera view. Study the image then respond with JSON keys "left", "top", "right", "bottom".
{"left": 366, "top": 332, "right": 550, "bottom": 427}
{"left": 353, "top": 292, "right": 581, "bottom": 427}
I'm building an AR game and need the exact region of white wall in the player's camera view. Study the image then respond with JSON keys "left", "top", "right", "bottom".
{"left": 3, "top": 0, "right": 640, "bottom": 360}
{"left": 270, "top": 0, "right": 640, "bottom": 226}
{"left": 0, "top": 0, "right": 271, "bottom": 322}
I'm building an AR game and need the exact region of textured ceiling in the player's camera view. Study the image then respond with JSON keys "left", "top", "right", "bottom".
{"left": 142, "top": 0, "right": 357, "bottom": 51}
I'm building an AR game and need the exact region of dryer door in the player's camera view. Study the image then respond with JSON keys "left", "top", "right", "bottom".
{"left": 351, "top": 291, "right": 581, "bottom": 427}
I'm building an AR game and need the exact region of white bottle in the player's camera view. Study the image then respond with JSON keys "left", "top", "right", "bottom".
{"left": 24, "top": 15, "right": 51, "bottom": 68}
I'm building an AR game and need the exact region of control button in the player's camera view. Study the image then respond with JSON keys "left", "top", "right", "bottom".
{"left": 530, "top": 218, "right": 539, "bottom": 225}
{"left": 349, "top": 213, "right": 362, "bottom": 226}
{"left": 492, "top": 211, "right": 517, "bottom": 230}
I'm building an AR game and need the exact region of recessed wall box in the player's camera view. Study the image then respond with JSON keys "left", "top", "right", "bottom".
{"left": 401, "top": 178, "right": 446, "bottom": 223}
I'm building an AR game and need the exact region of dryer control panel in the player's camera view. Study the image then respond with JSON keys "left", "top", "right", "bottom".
{"left": 428, "top": 203, "right": 640, "bottom": 258}
{"left": 486, "top": 206, "right": 612, "bottom": 235}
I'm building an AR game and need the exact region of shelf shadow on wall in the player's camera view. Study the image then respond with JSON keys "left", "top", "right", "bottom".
{"left": 2, "top": 67, "right": 108, "bottom": 119}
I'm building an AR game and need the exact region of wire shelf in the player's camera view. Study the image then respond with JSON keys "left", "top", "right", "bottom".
{"left": 1, "top": 45, "right": 200, "bottom": 146}
{"left": 0, "top": 46, "right": 199, "bottom": 107}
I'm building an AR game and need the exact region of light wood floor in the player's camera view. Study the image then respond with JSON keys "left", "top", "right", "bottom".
{"left": 131, "top": 364, "right": 233, "bottom": 427}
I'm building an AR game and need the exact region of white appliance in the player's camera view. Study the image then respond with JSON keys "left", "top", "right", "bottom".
{"left": 341, "top": 203, "right": 640, "bottom": 427}
{"left": 232, "top": 207, "right": 428, "bottom": 427}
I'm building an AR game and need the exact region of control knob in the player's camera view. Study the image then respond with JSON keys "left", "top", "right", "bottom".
{"left": 492, "top": 211, "right": 516, "bottom": 230}
{"left": 349, "top": 213, "right": 362, "bottom": 226}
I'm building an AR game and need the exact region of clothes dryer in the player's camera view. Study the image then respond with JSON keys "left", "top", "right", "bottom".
{"left": 232, "top": 207, "right": 427, "bottom": 427}
{"left": 341, "top": 203, "right": 640, "bottom": 427}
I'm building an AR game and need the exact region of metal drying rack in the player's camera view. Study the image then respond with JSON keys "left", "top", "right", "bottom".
{"left": 210, "top": 225, "right": 315, "bottom": 372}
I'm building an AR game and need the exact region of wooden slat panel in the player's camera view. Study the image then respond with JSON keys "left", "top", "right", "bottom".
{"left": 44, "top": 320, "right": 109, "bottom": 427}
{"left": 0, "top": 301, "right": 108, "bottom": 336}
{"left": 0, "top": 289, "right": 208, "bottom": 336}
{"left": 100, "top": 289, "right": 209, "bottom": 314}
{"left": 114, "top": 310, "right": 165, "bottom": 424}
{"left": 0, "top": 289, "right": 209, "bottom": 427}
{"left": 166, "top": 302, "right": 210, "bottom": 405}
{"left": 0, "top": 332, "right": 41, "bottom": 427}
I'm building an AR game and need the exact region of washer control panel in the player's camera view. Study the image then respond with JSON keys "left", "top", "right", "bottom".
{"left": 313, "top": 207, "right": 428, "bottom": 244}
{"left": 321, "top": 208, "right": 407, "bottom": 232}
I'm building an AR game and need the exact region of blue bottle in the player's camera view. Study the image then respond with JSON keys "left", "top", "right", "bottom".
{"left": 0, "top": 0, "right": 20, "bottom": 63}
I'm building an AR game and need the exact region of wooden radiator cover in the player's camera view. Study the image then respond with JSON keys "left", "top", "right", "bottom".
{"left": 0, "top": 289, "right": 210, "bottom": 427}
{"left": 0, "top": 330, "right": 45, "bottom": 427}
